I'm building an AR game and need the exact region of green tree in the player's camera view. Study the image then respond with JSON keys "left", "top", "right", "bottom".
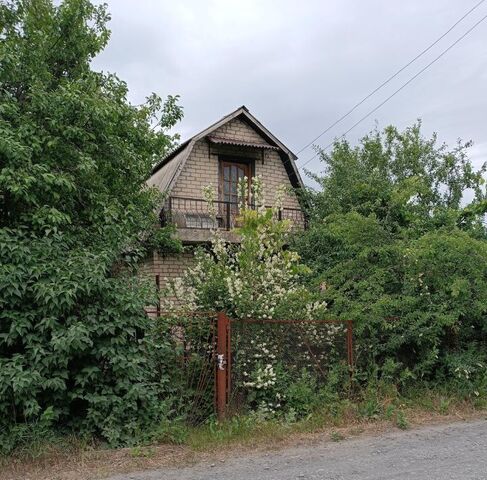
{"left": 0, "top": 0, "right": 183, "bottom": 448}
{"left": 160, "top": 178, "right": 331, "bottom": 418}
{"left": 296, "top": 124, "right": 487, "bottom": 390}
{"left": 306, "top": 123, "right": 486, "bottom": 235}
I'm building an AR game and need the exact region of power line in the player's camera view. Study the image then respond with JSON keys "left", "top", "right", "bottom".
{"left": 295, "top": 0, "right": 486, "bottom": 156}
{"left": 300, "top": 12, "right": 487, "bottom": 170}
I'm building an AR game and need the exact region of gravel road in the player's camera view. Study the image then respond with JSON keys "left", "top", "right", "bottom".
{"left": 109, "top": 419, "right": 487, "bottom": 480}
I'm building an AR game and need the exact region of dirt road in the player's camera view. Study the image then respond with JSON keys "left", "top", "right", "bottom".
{"left": 108, "top": 419, "right": 487, "bottom": 480}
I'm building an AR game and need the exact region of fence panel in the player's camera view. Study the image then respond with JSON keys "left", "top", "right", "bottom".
{"left": 228, "top": 318, "right": 352, "bottom": 417}
{"left": 147, "top": 310, "right": 353, "bottom": 422}
{"left": 148, "top": 310, "right": 218, "bottom": 425}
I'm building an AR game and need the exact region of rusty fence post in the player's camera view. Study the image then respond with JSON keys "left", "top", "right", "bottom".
{"left": 216, "top": 312, "right": 230, "bottom": 420}
{"left": 346, "top": 320, "right": 354, "bottom": 370}
{"left": 226, "top": 314, "right": 231, "bottom": 407}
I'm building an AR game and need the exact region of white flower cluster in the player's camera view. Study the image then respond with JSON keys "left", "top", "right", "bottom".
{"left": 454, "top": 362, "right": 485, "bottom": 380}
{"left": 273, "top": 184, "right": 287, "bottom": 212}
{"left": 236, "top": 336, "right": 284, "bottom": 415}
{"left": 243, "top": 363, "right": 276, "bottom": 389}
{"left": 161, "top": 177, "right": 329, "bottom": 325}
{"left": 202, "top": 184, "right": 216, "bottom": 219}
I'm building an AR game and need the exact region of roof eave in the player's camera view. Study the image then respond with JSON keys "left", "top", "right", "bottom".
{"left": 150, "top": 105, "right": 304, "bottom": 190}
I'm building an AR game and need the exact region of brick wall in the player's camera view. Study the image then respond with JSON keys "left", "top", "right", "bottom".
{"left": 153, "top": 251, "right": 195, "bottom": 282}
{"left": 254, "top": 150, "right": 300, "bottom": 209}
{"left": 170, "top": 140, "right": 218, "bottom": 198}
{"left": 214, "top": 117, "right": 265, "bottom": 143}
{"left": 170, "top": 118, "right": 300, "bottom": 209}
{"left": 141, "top": 251, "right": 196, "bottom": 313}
{"left": 141, "top": 251, "right": 195, "bottom": 285}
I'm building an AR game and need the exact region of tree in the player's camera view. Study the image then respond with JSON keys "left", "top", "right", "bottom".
{"left": 160, "top": 178, "right": 338, "bottom": 418}
{"left": 306, "top": 123, "right": 486, "bottom": 236}
{"left": 0, "top": 0, "right": 183, "bottom": 448}
{"left": 295, "top": 124, "right": 487, "bottom": 392}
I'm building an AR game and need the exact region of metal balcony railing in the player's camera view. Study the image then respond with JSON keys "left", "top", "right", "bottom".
{"left": 160, "top": 196, "right": 306, "bottom": 231}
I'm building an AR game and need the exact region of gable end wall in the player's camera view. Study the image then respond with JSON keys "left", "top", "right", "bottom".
{"left": 170, "top": 118, "right": 300, "bottom": 209}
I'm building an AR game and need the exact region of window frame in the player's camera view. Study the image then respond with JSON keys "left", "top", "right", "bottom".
{"left": 218, "top": 156, "right": 254, "bottom": 205}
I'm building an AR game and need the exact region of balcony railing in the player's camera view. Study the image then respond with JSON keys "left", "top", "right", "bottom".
{"left": 160, "top": 196, "right": 306, "bottom": 231}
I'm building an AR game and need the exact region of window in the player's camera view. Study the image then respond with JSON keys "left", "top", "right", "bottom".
{"left": 220, "top": 160, "right": 251, "bottom": 205}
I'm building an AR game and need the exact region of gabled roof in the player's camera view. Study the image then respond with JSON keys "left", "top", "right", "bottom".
{"left": 148, "top": 106, "right": 303, "bottom": 193}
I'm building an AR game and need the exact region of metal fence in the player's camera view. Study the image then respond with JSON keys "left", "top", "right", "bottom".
{"left": 160, "top": 196, "right": 306, "bottom": 231}
{"left": 226, "top": 316, "right": 353, "bottom": 418}
{"left": 146, "top": 310, "right": 217, "bottom": 425}
{"left": 146, "top": 310, "right": 353, "bottom": 421}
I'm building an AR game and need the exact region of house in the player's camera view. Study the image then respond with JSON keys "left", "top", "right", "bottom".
{"left": 144, "top": 105, "right": 305, "bottom": 294}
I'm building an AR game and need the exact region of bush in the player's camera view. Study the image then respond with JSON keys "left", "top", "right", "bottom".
{"left": 0, "top": 0, "right": 183, "bottom": 448}
{"left": 285, "top": 370, "right": 319, "bottom": 417}
{"left": 295, "top": 123, "right": 487, "bottom": 389}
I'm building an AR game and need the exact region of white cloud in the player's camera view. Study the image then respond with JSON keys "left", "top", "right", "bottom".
{"left": 92, "top": 0, "right": 487, "bottom": 183}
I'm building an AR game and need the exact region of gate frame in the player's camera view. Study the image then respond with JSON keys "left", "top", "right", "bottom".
{"left": 215, "top": 312, "right": 231, "bottom": 420}
{"left": 215, "top": 313, "right": 353, "bottom": 421}
{"left": 146, "top": 308, "right": 353, "bottom": 421}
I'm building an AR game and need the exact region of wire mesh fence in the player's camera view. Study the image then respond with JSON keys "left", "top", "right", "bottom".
{"left": 146, "top": 310, "right": 353, "bottom": 422}
{"left": 228, "top": 318, "right": 353, "bottom": 416}
{"left": 147, "top": 310, "right": 217, "bottom": 425}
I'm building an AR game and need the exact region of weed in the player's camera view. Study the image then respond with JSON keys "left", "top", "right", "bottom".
{"left": 385, "top": 404, "right": 396, "bottom": 420}
{"left": 130, "top": 447, "right": 154, "bottom": 458}
{"left": 330, "top": 431, "right": 344, "bottom": 442}
{"left": 149, "top": 418, "right": 188, "bottom": 445}
{"left": 395, "top": 411, "right": 409, "bottom": 430}
{"left": 359, "top": 398, "right": 382, "bottom": 419}
{"left": 439, "top": 398, "right": 451, "bottom": 415}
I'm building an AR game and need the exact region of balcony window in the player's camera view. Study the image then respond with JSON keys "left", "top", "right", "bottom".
{"left": 220, "top": 160, "right": 251, "bottom": 206}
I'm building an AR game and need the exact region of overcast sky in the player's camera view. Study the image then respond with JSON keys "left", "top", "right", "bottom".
{"left": 92, "top": 0, "right": 487, "bottom": 184}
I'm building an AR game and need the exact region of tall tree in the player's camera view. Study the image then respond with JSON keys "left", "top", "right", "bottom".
{"left": 0, "top": 0, "right": 183, "bottom": 447}
{"left": 296, "top": 124, "right": 487, "bottom": 390}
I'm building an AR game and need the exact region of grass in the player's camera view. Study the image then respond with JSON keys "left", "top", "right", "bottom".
{"left": 185, "top": 385, "right": 486, "bottom": 451}
{"left": 1, "top": 386, "right": 486, "bottom": 480}
{"left": 187, "top": 416, "right": 293, "bottom": 451}
{"left": 129, "top": 446, "right": 155, "bottom": 458}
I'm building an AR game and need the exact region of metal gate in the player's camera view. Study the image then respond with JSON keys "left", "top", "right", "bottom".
{"left": 147, "top": 310, "right": 353, "bottom": 422}
{"left": 215, "top": 313, "right": 353, "bottom": 420}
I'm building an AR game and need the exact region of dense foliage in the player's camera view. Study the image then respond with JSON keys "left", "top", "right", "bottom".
{"left": 295, "top": 124, "right": 487, "bottom": 394}
{"left": 0, "top": 0, "right": 183, "bottom": 450}
{"left": 161, "top": 178, "right": 342, "bottom": 418}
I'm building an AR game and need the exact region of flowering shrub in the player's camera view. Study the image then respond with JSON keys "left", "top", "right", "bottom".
{"left": 162, "top": 176, "right": 326, "bottom": 320}
{"left": 237, "top": 336, "right": 283, "bottom": 415}
{"left": 232, "top": 321, "right": 348, "bottom": 417}
{"left": 161, "top": 179, "right": 349, "bottom": 418}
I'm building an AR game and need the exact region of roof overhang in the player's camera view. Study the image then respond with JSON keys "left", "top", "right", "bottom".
{"left": 149, "top": 106, "right": 304, "bottom": 192}
{"left": 207, "top": 135, "right": 280, "bottom": 150}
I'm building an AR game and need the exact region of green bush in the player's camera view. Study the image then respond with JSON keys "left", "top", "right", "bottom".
{"left": 0, "top": 0, "right": 183, "bottom": 449}
{"left": 285, "top": 369, "right": 319, "bottom": 417}
{"left": 295, "top": 123, "right": 487, "bottom": 390}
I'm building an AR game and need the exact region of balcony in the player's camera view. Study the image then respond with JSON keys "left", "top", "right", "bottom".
{"left": 160, "top": 196, "right": 306, "bottom": 243}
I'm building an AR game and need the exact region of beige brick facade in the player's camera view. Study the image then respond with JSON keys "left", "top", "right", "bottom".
{"left": 171, "top": 118, "right": 300, "bottom": 209}
{"left": 143, "top": 109, "right": 304, "bottom": 298}
{"left": 140, "top": 251, "right": 195, "bottom": 283}
{"left": 141, "top": 250, "right": 196, "bottom": 310}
